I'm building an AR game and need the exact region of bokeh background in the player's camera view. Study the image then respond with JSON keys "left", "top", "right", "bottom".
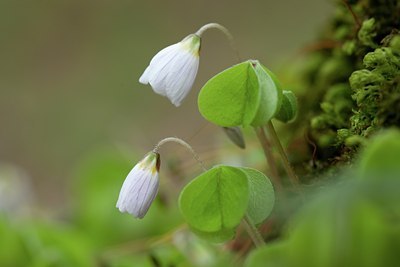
{"left": 0, "top": 0, "right": 332, "bottom": 213}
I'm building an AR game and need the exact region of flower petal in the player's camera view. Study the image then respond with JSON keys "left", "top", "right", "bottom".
{"left": 139, "top": 43, "right": 181, "bottom": 96}
{"left": 165, "top": 51, "right": 199, "bottom": 106}
{"left": 139, "top": 34, "right": 201, "bottom": 106}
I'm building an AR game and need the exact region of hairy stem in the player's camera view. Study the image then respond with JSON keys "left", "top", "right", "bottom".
{"left": 254, "top": 127, "right": 282, "bottom": 191}
{"left": 265, "top": 121, "right": 300, "bottom": 186}
{"left": 341, "top": 0, "right": 361, "bottom": 29}
{"left": 195, "top": 22, "right": 241, "bottom": 61}
{"left": 242, "top": 214, "right": 265, "bottom": 248}
{"left": 153, "top": 137, "right": 206, "bottom": 171}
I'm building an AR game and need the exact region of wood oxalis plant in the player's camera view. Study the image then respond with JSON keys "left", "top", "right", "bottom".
{"left": 116, "top": 23, "right": 299, "bottom": 247}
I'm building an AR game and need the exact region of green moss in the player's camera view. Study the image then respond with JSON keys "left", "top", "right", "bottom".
{"left": 349, "top": 41, "right": 400, "bottom": 138}
{"left": 292, "top": 0, "right": 400, "bottom": 173}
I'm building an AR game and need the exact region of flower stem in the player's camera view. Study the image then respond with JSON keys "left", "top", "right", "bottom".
{"left": 195, "top": 22, "right": 241, "bottom": 61}
{"left": 341, "top": 0, "right": 361, "bottom": 29}
{"left": 242, "top": 214, "right": 265, "bottom": 248}
{"left": 153, "top": 137, "right": 206, "bottom": 171}
{"left": 254, "top": 127, "right": 282, "bottom": 191}
{"left": 265, "top": 121, "right": 300, "bottom": 186}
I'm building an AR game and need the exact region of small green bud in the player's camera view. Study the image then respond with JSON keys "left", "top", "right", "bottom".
{"left": 311, "top": 115, "right": 330, "bottom": 130}
{"left": 275, "top": 90, "right": 298, "bottom": 123}
{"left": 342, "top": 40, "right": 357, "bottom": 55}
{"left": 337, "top": 128, "right": 351, "bottom": 141}
{"left": 344, "top": 135, "right": 365, "bottom": 147}
{"left": 222, "top": 126, "right": 246, "bottom": 149}
{"left": 325, "top": 84, "right": 352, "bottom": 102}
{"left": 334, "top": 100, "right": 353, "bottom": 118}
{"left": 389, "top": 35, "right": 400, "bottom": 52}
{"left": 317, "top": 132, "right": 337, "bottom": 147}
{"left": 321, "top": 102, "right": 333, "bottom": 113}
{"left": 358, "top": 18, "right": 377, "bottom": 48}
{"left": 334, "top": 25, "right": 351, "bottom": 40}
{"left": 317, "top": 57, "right": 352, "bottom": 85}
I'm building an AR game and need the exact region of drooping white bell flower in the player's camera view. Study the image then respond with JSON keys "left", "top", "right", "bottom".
{"left": 116, "top": 152, "right": 161, "bottom": 219}
{"left": 139, "top": 34, "right": 201, "bottom": 107}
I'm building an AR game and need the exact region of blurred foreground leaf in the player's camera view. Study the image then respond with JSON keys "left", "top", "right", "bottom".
{"left": 357, "top": 129, "right": 400, "bottom": 179}
{"left": 246, "top": 178, "right": 400, "bottom": 267}
{"left": 0, "top": 216, "right": 29, "bottom": 266}
{"left": 23, "top": 221, "right": 94, "bottom": 267}
{"left": 245, "top": 241, "right": 288, "bottom": 267}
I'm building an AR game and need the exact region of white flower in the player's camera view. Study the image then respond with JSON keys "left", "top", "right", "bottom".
{"left": 139, "top": 34, "right": 201, "bottom": 107}
{"left": 116, "top": 152, "right": 160, "bottom": 219}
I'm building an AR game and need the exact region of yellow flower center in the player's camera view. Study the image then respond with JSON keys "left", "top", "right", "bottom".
{"left": 181, "top": 34, "right": 201, "bottom": 57}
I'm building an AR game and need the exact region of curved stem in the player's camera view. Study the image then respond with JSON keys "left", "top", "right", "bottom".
{"left": 153, "top": 137, "right": 206, "bottom": 171}
{"left": 195, "top": 22, "right": 241, "bottom": 62}
{"left": 341, "top": 0, "right": 361, "bottom": 29}
{"left": 265, "top": 122, "right": 300, "bottom": 186}
{"left": 242, "top": 214, "right": 265, "bottom": 248}
{"left": 195, "top": 23, "right": 243, "bottom": 148}
{"left": 254, "top": 127, "right": 282, "bottom": 191}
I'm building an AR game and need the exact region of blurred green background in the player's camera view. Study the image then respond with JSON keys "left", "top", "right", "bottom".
{"left": 0, "top": 0, "right": 332, "bottom": 210}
